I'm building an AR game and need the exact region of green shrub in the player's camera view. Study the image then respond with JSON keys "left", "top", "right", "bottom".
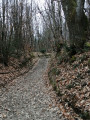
{"left": 77, "top": 73, "right": 83, "bottom": 79}
{"left": 84, "top": 42, "right": 90, "bottom": 51}
{"left": 57, "top": 54, "right": 69, "bottom": 64}
{"left": 64, "top": 44, "right": 76, "bottom": 57}
{"left": 79, "top": 54, "right": 87, "bottom": 63}
{"left": 88, "top": 59, "right": 90, "bottom": 68}
{"left": 53, "top": 82, "right": 57, "bottom": 91}
{"left": 40, "top": 49, "right": 46, "bottom": 54}
{"left": 57, "top": 56, "right": 63, "bottom": 64}
{"left": 50, "top": 68, "right": 60, "bottom": 75}
{"left": 86, "top": 42, "right": 90, "bottom": 47}
{"left": 72, "top": 64, "right": 79, "bottom": 69}
{"left": 56, "top": 89, "right": 63, "bottom": 96}
{"left": 66, "top": 83, "right": 74, "bottom": 89}
{"left": 56, "top": 70, "right": 60, "bottom": 75}
{"left": 50, "top": 68, "right": 57, "bottom": 74}
{"left": 80, "top": 111, "right": 90, "bottom": 119}
{"left": 70, "top": 56, "right": 76, "bottom": 63}
{"left": 30, "top": 53, "right": 35, "bottom": 59}
{"left": 55, "top": 43, "right": 63, "bottom": 53}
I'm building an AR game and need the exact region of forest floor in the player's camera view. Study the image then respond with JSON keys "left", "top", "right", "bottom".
{"left": 0, "top": 57, "right": 65, "bottom": 120}
{"left": 0, "top": 53, "right": 38, "bottom": 88}
{"left": 48, "top": 51, "right": 90, "bottom": 120}
{"left": 0, "top": 52, "right": 90, "bottom": 120}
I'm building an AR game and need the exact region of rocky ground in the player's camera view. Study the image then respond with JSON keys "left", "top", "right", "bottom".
{"left": 0, "top": 57, "right": 65, "bottom": 120}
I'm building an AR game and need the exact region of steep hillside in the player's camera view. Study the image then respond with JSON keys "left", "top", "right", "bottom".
{"left": 0, "top": 53, "right": 37, "bottom": 88}
{"left": 48, "top": 51, "right": 90, "bottom": 120}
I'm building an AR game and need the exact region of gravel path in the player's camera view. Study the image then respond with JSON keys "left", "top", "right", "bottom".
{"left": 0, "top": 57, "right": 64, "bottom": 120}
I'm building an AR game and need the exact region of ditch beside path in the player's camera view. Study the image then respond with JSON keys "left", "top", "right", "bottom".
{"left": 0, "top": 57, "right": 65, "bottom": 120}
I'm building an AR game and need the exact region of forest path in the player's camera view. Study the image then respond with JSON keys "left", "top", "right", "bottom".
{"left": 0, "top": 57, "right": 64, "bottom": 120}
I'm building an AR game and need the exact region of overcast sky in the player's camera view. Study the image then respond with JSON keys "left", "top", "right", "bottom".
{"left": 0, "top": 0, "right": 45, "bottom": 7}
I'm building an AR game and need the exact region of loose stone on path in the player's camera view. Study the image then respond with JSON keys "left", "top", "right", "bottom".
{"left": 0, "top": 58, "right": 65, "bottom": 120}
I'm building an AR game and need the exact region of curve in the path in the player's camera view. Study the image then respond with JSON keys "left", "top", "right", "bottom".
{"left": 0, "top": 58, "right": 64, "bottom": 120}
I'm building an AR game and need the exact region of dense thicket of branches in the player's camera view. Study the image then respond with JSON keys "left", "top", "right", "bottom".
{"left": 36, "top": 0, "right": 63, "bottom": 51}
{"left": 0, "top": 0, "right": 89, "bottom": 65}
{"left": 37, "top": 0, "right": 89, "bottom": 52}
{"left": 0, "top": 0, "right": 34, "bottom": 65}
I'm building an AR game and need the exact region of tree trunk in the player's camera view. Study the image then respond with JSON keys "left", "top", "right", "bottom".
{"left": 61, "top": 0, "right": 88, "bottom": 50}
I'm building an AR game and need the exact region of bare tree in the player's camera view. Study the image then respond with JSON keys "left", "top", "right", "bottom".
{"left": 0, "top": 0, "right": 35, "bottom": 65}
